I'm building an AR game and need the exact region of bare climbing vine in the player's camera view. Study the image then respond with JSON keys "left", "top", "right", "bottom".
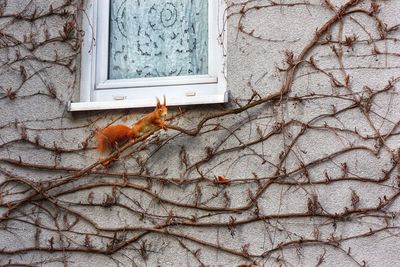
{"left": 1, "top": 0, "right": 400, "bottom": 266}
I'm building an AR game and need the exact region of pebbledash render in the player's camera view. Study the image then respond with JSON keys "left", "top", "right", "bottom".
{"left": 1, "top": 0, "right": 400, "bottom": 266}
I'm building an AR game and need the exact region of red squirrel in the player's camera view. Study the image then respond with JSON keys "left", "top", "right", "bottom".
{"left": 96, "top": 96, "right": 168, "bottom": 154}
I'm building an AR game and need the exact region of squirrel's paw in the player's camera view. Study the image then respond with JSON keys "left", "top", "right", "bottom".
{"left": 100, "top": 155, "right": 119, "bottom": 167}
{"left": 161, "top": 121, "right": 169, "bottom": 131}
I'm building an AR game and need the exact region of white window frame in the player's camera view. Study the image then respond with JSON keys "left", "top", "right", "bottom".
{"left": 69, "top": 0, "right": 227, "bottom": 111}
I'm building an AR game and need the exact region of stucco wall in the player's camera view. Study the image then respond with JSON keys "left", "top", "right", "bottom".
{"left": 1, "top": 0, "right": 400, "bottom": 266}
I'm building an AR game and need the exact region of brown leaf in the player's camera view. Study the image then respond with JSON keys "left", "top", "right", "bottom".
{"left": 214, "top": 175, "right": 231, "bottom": 186}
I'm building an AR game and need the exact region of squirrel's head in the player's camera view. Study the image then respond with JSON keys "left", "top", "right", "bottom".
{"left": 155, "top": 95, "right": 167, "bottom": 118}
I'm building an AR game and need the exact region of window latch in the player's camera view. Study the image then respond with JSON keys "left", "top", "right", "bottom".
{"left": 185, "top": 92, "right": 196, "bottom": 97}
{"left": 113, "top": 95, "right": 127, "bottom": 101}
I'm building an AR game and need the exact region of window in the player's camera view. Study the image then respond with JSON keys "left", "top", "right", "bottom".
{"left": 69, "top": 0, "right": 227, "bottom": 111}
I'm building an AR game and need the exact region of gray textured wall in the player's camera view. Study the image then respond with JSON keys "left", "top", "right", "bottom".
{"left": 1, "top": 0, "right": 400, "bottom": 266}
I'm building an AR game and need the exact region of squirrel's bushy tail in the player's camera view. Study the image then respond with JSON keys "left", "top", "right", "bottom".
{"left": 96, "top": 125, "right": 132, "bottom": 153}
{"left": 96, "top": 129, "right": 110, "bottom": 153}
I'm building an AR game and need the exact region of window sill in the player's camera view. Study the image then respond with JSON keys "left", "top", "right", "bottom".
{"left": 68, "top": 92, "right": 229, "bottom": 112}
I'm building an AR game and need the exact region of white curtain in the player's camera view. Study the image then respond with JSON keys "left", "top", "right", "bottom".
{"left": 109, "top": 0, "right": 208, "bottom": 79}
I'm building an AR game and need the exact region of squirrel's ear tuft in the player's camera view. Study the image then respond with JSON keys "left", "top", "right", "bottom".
{"left": 156, "top": 97, "right": 161, "bottom": 108}
{"left": 163, "top": 95, "right": 166, "bottom": 106}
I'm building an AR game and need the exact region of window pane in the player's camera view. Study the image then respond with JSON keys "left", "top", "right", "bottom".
{"left": 109, "top": 0, "right": 208, "bottom": 79}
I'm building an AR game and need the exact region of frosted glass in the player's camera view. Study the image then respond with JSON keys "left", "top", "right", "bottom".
{"left": 109, "top": 0, "right": 208, "bottom": 79}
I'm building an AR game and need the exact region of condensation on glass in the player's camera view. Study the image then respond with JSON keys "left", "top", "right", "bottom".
{"left": 109, "top": 0, "right": 208, "bottom": 80}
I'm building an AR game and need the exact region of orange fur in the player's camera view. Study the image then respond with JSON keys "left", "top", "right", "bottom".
{"left": 96, "top": 124, "right": 134, "bottom": 153}
{"left": 96, "top": 96, "right": 168, "bottom": 153}
{"left": 130, "top": 95, "right": 168, "bottom": 139}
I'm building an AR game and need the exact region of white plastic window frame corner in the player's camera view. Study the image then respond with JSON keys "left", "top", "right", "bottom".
{"left": 68, "top": 0, "right": 227, "bottom": 111}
